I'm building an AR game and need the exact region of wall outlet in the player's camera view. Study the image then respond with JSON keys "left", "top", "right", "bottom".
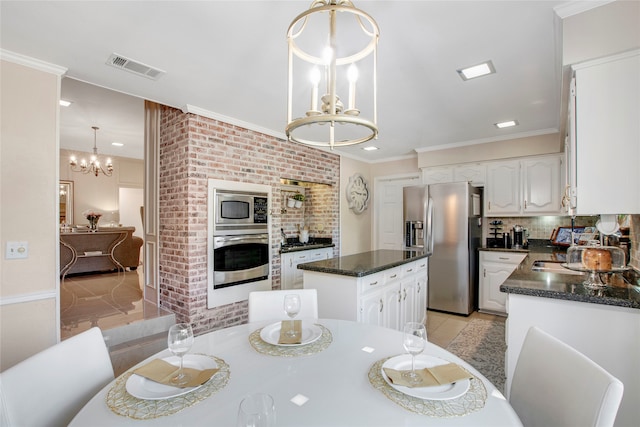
{"left": 6, "top": 241, "right": 28, "bottom": 259}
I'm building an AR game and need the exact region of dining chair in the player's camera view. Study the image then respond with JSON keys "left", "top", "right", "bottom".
{"left": 509, "top": 326, "right": 623, "bottom": 427}
{"left": 0, "top": 327, "right": 114, "bottom": 427}
{"left": 248, "top": 289, "right": 318, "bottom": 323}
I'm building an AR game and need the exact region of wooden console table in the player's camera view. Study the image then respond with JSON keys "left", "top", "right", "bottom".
{"left": 60, "top": 228, "right": 132, "bottom": 278}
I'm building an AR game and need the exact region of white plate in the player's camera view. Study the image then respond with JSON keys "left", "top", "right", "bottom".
{"left": 260, "top": 321, "right": 322, "bottom": 347}
{"left": 126, "top": 354, "right": 217, "bottom": 400}
{"left": 596, "top": 215, "right": 619, "bottom": 235}
{"left": 381, "top": 355, "right": 470, "bottom": 400}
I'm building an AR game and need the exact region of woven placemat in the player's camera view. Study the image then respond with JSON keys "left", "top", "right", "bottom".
{"left": 249, "top": 324, "right": 332, "bottom": 357}
{"left": 368, "top": 356, "right": 487, "bottom": 418}
{"left": 107, "top": 354, "right": 230, "bottom": 420}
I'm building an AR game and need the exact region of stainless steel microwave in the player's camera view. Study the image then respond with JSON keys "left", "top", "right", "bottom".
{"left": 214, "top": 189, "right": 268, "bottom": 232}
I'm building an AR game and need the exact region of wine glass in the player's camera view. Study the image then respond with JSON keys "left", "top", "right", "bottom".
{"left": 167, "top": 323, "right": 194, "bottom": 386}
{"left": 236, "top": 393, "right": 276, "bottom": 427}
{"left": 402, "top": 322, "right": 427, "bottom": 385}
{"left": 283, "top": 294, "right": 301, "bottom": 337}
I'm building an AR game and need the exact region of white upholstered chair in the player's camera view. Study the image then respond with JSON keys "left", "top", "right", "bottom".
{"left": 0, "top": 327, "right": 114, "bottom": 427}
{"left": 248, "top": 289, "right": 318, "bottom": 323}
{"left": 509, "top": 326, "right": 623, "bottom": 427}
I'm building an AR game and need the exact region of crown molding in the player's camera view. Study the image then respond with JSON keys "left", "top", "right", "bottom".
{"left": 414, "top": 128, "right": 559, "bottom": 153}
{"left": 181, "top": 104, "right": 286, "bottom": 141}
{"left": 554, "top": 0, "right": 616, "bottom": 19}
{"left": 0, "top": 49, "right": 67, "bottom": 76}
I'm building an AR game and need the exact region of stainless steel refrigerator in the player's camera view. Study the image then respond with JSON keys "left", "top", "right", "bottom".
{"left": 404, "top": 182, "right": 482, "bottom": 315}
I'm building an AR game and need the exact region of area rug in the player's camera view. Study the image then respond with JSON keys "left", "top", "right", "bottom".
{"left": 445, "top": 318, "right": 506, "bottom": 393}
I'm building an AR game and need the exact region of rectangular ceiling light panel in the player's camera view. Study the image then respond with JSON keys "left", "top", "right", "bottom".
{"left": 457, "top": 60, "right": 496, "bottom": 81}
{"left": 106, "top": 53, "right": 165, "bottom": 80}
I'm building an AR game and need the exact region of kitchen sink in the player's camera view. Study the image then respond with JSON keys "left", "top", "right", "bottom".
{"left": 531, "top": 260, "right": 584, "bottom": 275}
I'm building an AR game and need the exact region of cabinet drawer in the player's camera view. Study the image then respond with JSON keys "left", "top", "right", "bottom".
{"left": 414, "top": 258, "right": 428, "bottom": 272}
{"left": 400, "top": 262, "right": 416, "bottom": 277}
{"left": 360, "top": 272, "right": 385, "bottom": 294}
{"left": 384, "top": 266, "right": 403, "bottom": 282}
{"left": 481, "top": 251, "right": 527, "bottom": 264}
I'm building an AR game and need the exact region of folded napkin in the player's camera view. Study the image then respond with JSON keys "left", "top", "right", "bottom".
{"left": 383, "top": 363, "right": 472, "bottom": 388}
{"left": 278, "top": 320, "right": 302, "bottom": 344}
{"left": 133, "top": 358, "right": 219, "bottom": 388}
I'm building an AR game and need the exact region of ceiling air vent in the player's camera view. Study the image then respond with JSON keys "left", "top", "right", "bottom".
{"left": 106, "top": 53, "right": 165, "bottom": 80}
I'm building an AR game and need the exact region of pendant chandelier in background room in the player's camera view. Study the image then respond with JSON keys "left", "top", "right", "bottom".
{"left": 69, "top": 126, "right": 113, "bottom": 177}
{"left": 286, "top": 0, "right": 379, "bottom": 149}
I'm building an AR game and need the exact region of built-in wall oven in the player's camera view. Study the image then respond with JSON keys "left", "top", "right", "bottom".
{"left": 212, "top": 188, "right": 270, "bottom": 290}
{"left": 213, "top": 233, "right": 269, "bottom": 289}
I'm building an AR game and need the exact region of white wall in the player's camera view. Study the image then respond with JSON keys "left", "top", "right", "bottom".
{"left": 340, "top": 156, "right": 372, "bottom": 256}
{"left": 0, "top": 56, "right": 64, "bottom": 370}
{"left": 563, "top": 0, "right": 640, "bottom": 66}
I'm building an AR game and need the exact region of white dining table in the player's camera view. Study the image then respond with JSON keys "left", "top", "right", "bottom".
{"left": 70, "top": 318, "right": 522, "bottom": 426}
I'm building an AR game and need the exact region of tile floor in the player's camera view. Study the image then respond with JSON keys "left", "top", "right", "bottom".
{"left": 60, "top": 269, "right": 168, "bottom": 340}
{"left": 425, "top": 309, "right": 506, "bottom": 348}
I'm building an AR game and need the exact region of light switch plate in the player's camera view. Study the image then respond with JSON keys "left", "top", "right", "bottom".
{"left": 6, "top": 241, "right": 28, "bottom": 259}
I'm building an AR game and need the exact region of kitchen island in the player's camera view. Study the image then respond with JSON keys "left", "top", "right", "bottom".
{"left": 500, "top": 248, "right": 639, "bottom": 427}
{"left": 299, "top": 250, "right": 429, "bottom": 331}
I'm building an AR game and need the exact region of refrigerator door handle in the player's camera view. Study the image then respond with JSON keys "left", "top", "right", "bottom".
{"left": 426, "top": 197, "right": 434, "bottom": 255}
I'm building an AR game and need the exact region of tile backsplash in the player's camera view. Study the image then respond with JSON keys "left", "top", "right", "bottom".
{"left": 486, "top": 214, "right": 639, "bottom": 271}
{"left": 485, "top": 216, "right": 597, "bottom": 241}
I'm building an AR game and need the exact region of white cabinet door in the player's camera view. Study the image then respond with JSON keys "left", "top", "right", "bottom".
{"left": 522, "top": 156, "right": 562, "bottom": 214}
{"left": 479, "top": 251, "right": 526, "bottom": 315}
{"left": 281, "top": 253, "right": 296, "bottom": 290}
{"left": 422, "top": 166, "right": 453, "bottom": 185}
{"left": 453, "top": 163, "right": 486, "bottom": 186}
{"left": 415, "top": 260, "right": 428, "bottom": 324}
{"left": 480, "top": 263, "right": 512, "bottom": 313}
{"left": 573, "top": 50, "right": 640, "bottom": 214}
{"left": 382, "top": 282, "right": 402, "bottom": 330}
{"left": 360, "top": 288, "right": 385, "bottom": 327}
{"left": 486, "top": 155, "right": 563, "bottom": 216}
{"left": 400, "top": 277, "right": 418, "bottom": 326}
{"left": 485, "top": 161, "right": 520, "bottom": 215}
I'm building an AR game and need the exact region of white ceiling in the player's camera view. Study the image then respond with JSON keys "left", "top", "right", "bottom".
{"left": 0, "top": 1, "right": 605, "bottom": 162}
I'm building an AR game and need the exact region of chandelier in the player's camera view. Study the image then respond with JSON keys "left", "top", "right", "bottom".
{"left": 286, "top": 0, "right": 379, "bottom": 149}
{"left": 69, "top": 126, "right": 113, "bottom": 177}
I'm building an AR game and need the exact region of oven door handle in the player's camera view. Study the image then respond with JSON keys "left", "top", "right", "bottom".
{"left": 214, "top": 234, "right": 268, "bottom": 247}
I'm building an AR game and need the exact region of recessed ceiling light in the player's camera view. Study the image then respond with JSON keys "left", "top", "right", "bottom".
{"left": 59, "top": 99, "right": 72, "bottom": 107}
{"left": 111, "top": 142, "right": 124, "bottom": 147}
{"left": 457, "top": 60, "right": 496, "bottom": 81}
{"left": 362, "top": 146, "right": 379, "bottom": 151}
{"left": 495, "top": 120, "right": 519, "bottom": 129}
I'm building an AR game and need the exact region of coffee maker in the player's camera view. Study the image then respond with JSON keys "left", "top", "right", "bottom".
{"left": 513, "top": 225, "right": 526, "bottom": 249}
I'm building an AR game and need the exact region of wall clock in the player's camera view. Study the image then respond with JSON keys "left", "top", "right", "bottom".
{"left": 346, "top": 173, "right": 370, "bottom": 214}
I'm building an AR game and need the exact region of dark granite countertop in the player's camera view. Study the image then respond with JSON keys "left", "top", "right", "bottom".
{"left": 297, "top": 249, "right": 429, "bottom": 277}
{"left": 280, "top": 242, "right": 335, "bottom": 254}
{"left": 500, "top": 247, "right": 640, "bottom": 310}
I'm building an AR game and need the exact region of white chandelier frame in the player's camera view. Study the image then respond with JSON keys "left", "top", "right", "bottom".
{"left": 286, "top": 0, "right": 379, "bottom": 149}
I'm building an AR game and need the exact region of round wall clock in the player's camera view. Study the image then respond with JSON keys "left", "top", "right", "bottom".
{"left": 346, "top": 173, "right": 370, "bottom": 214}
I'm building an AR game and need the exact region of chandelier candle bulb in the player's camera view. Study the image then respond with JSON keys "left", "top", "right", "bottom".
{"left": 348, "top": 63, "right": 358, "bottom": 111}
{"left": 310, "top": 67, "right": 321, "bottom": 111}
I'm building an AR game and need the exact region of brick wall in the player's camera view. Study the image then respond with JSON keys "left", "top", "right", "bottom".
{"left": 159, "top": 106, "right": 340, "bottom": 334}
